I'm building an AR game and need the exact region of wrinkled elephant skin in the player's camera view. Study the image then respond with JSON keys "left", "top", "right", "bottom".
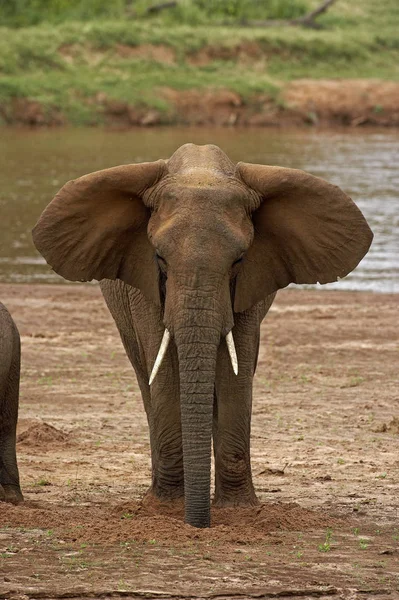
{"left": 32, "top": 144, "right": 373, "bottom": 528}
{"left": 0, "top": 302, "right": 23, "bottom": 504}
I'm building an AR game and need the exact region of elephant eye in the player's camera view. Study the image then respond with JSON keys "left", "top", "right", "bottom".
{"left": 156, "top": 252, "right": 167, "bottom": 266}
{"left": 232, "top": 255, "right": 244, "bottom": 267}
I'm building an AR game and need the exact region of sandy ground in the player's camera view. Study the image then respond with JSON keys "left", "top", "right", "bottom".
{"left": 0, "top": 283, "right": 398, "bottom": 599}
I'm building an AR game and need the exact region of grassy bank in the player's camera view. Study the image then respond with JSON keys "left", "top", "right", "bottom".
{"left": 0, "top": 0, "right": 398, "bottom": 127}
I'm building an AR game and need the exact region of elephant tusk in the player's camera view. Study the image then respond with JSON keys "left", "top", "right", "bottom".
{"left": 226, "top": 330, "right": 238, "bottom": 376}
{"left": 149, "top": 329, "right": 171, "bottom": 385}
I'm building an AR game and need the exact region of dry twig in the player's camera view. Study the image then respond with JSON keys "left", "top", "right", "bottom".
{"left": 241, "top": 0, "right": 338, "bottom": 29}
{"left": 126, "top": 1, "right": 178, "bottom": 18}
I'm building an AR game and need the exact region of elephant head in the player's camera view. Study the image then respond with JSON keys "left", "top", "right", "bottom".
{"left": 32, "top": 143, "right": 373, "bottom": 528}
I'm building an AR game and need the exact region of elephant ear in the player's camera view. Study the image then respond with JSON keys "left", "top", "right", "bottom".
{"left": 32, "top": 160, "right": 166, "bottom": 305}
{"left": 235, "top": 163, "right": 373, "bottom": 313}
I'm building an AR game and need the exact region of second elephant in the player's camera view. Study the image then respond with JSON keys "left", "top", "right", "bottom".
{"left": 0, "top": 302, "right": 23, "bottom": 504}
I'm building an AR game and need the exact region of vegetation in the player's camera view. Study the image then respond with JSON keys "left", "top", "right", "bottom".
{"left": 318, "top": 527, "right": 334, "bottom": 552}
{"left": 0, "top": 0, "right": 310, "bottom": 27}
{"left": 0, "top": 0, "right": 398, "bottom": 125}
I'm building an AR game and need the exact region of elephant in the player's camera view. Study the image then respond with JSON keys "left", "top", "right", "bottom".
{"left": 32, "top": 143, "right": 373, "bottom": 528}
{"left": 0, "top": 302, "right": 23, "bottom": 504}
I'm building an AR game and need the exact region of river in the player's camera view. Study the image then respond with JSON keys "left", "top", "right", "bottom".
{"left": 0, "top": 127, "right": 397, "bottom": 292}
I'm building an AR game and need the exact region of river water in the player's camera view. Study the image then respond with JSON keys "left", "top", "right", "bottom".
{"left": 0, "top": 127, "right": 397, "bottom": 292}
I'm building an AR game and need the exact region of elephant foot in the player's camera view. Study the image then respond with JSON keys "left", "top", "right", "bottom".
{"left": 0, "top": 483, "right": 24, "bottom": 505}
{"left": 212, "top": 494, "right": 259, "bottom": 508}
{"left": 147, "top": 481, "right": 185, "bottom": 502}
{"left": 213, "top": 482, "right": 259, "bottom": 508}
{"left": 150, "top": 471, "right": 184, "bottom": 502}
{"left": 214, "top": 455, "right": 258, "bottom": 508}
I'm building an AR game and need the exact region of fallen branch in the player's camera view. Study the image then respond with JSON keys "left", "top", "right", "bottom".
{"left": 241, "top": 0, "right": 338, "bottom": 29}
{"left": 126, "top": 1, "right": 178, "bottom": 18}
{"left": 146, "top": 1, "right": 178, "bottom": 14}
{"left": 293, "top": 0, "right": 338, "bottom": 27}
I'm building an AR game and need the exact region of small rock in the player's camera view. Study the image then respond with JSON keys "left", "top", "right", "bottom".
{"left": 140, "top": 110, "right": 161, "bottom": 126}
{"left": 372, "top": 422, "right": 387, "bottom": 433}
{"left": 257, "top": 462, "right": 288, "bottom": 476}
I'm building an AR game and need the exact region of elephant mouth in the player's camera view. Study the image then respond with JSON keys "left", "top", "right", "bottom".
{"left": 149, "top": 328, "right": 238, "bottom": 385}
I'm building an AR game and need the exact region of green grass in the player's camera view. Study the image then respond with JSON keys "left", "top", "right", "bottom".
{"left": 0, "top": 0, "right": 309, "bottom": 28}
{"left": 0, "top": 1, "right": 398, "bottom": 124}
{"left": 318, "top": 527, "right": 334, "bottom": 553}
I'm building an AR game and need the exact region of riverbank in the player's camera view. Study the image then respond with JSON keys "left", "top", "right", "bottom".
{"left": 4, "top": 78, "right": 399, "bottom": 128}
{"left": 0, "top": 283, "right": 398, "bottom": 596}
{"left": 1, "top": 3, "right": 399, "bottom": 129}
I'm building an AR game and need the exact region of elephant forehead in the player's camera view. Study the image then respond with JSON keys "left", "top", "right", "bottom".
{"left": 149, "top": 207, "right": 252, "bottom": 258}
{"left": 148, "top": 182, "right": 254, "bottom": 254}
{"left": 158, "top": 181, "right": 250, "bottom": 209}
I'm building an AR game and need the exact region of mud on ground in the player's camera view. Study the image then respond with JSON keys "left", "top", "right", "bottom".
{"left": 0, "top": 283, "right": 398, "bottom": 599}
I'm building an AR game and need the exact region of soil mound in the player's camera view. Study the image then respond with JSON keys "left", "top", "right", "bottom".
{"left": 1, "top": 497, "right": 348, "bottom": 547}
{"left": 17, "top": 422, "right": 70, "bottom": 446}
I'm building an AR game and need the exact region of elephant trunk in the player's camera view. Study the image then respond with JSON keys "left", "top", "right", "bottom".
{"left": 173, "top": 291, "right": 224, "bottom": 528}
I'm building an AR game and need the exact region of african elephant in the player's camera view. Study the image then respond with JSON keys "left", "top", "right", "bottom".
{"left": 32, "top": 143, "right": 373, "bottom": 528}
{"left": 0, "top": 302, "right": 23, "bottom": 504}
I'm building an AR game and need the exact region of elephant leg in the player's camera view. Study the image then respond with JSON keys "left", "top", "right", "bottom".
{"left": 213, "top": 375, "right": 258, "bottom": 507}
{"left": 120, "top": 330, "right": 184, "bottom": 501}
{"left": 0, "top": 343, "right": 23, "bottom": 504}
{"left": 213, "top": 296, "right": 275, "bottom": 506}
{"left": 212, "top": 311, "right": 263, "bottom": 507}
{"left": 147, "top": 389, "right": 184, "bottom": 501}
{"left": 101, "top": 281, "right": 183, "bottom": 502}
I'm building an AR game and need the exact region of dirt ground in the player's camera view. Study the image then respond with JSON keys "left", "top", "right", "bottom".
{"left": 0, "top": 283, "right": 398, "bottom": 599}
